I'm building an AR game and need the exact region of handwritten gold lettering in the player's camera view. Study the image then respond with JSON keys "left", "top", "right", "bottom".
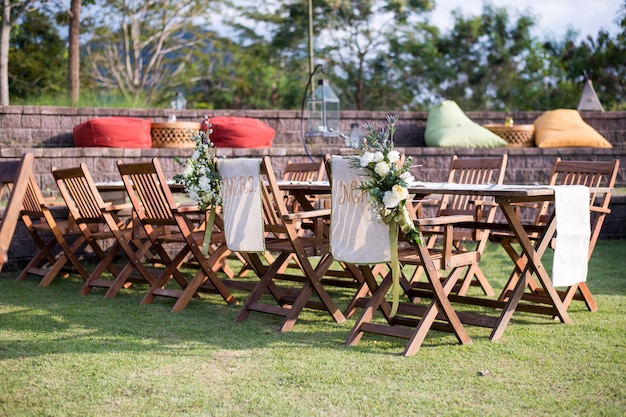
{"left": 337, "top": 180, "right": 368, "bottom": 205}
{"left": 222, "top": 176, "right": 256, "bottom": 196}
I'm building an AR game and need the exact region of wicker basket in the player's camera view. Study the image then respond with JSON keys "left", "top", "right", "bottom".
{"left": 151, "top": 122, "right": 200, "bottom": 148}
{"left": 483, "top": 124, "right": 535, "bottom": 147}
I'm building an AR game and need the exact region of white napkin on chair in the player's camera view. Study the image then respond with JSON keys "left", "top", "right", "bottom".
{"left": 330, "top": 156, "right": 391, "bottom": 264}
{"left": 551, "top": 185, "right": 590, "bottom": 287}
{"left": 218, "top": 158, "right": 265, "bottom": 252}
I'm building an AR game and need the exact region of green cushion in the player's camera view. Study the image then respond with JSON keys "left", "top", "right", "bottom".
{"left": 425, "top": 101, "right": 508, "bottom": 148}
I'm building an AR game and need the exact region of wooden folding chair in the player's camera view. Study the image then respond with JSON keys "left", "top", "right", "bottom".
{"left": 116, "top": 158, "right": 237, "bottom": 312}
{"left": 414, "top": 154, "right": 508, "bottom": 296}
{"left": 52, "top": 163, "right": 157, "bottom": 298}
{"left": 16, "top": 172, "right": 91, "bottom": 286}
{"left": 493, "top": 158, "right": 620, "bottom": 311}
{"left": 233, "top": 156, "right": 346, "bottom": 332}
{"left": 230, "top": 160, "right": 324, "bottom": 278}
{"left": 329, "top": 156, "right": 476, "bottom": 356}
{"left": 0, "top": 153, "right": 34, "bottom": 272}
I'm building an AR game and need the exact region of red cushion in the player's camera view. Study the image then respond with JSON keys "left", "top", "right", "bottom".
{"left": 73, "top": 117, "right": 152, "bottom": 148}
{"left": 209, "top": 117, "right": 274, "bottom": 148}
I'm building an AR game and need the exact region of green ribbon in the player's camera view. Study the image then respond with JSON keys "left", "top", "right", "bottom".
{"left": 389, "top": 221, "right": 399, "bottom": 318}
{"left": 201, "top": 205, "right": 217, "bottom": 255}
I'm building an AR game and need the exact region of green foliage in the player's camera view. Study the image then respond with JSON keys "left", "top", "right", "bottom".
{"left": 10, "top": 90, "right": 150, "bottom": 108}
{"left": 6, "top": 0, "right": 626, "bottom": 111}
{"left": 8, "top": 10, "right": 66, "bottom": 100}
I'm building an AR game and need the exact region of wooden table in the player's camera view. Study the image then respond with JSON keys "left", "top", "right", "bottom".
{"left": 406, "top": 182, "right": 603, "bottom": 341}
{"left": 280, "top": 180, "right": 597, "bottom": 341}
{"left": 98, "top": 178, "right": 595, "bottom": 341}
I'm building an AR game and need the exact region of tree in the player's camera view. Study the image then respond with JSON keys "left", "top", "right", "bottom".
{"left": 67, "top": 0, "right": 81, "bottom": 105}
{"left": 224, "top": 0, "right": 436, "bottom": 111}
{"left": 544, "top": 2, "right": 626, "bottom": 110}
{"left": 9, "top": 9, "right": 66, "bottom": 99}
{"left": 85, "top": 0, "right": 218, "bottom": 106}
{"left": 425, "top": 4, "right": 540, "bottom": 111}
{"left": 318, "top": 0, "right": 435, "bottom": 111}
{"left": 1, "top": 0, "right": 36, "bottom": 105}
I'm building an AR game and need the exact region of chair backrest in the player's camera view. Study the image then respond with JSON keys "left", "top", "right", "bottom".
{"left": 116, "top": 159, "right": 178, "bottom": 228}
{"left": 329, "top": 155, "right": 391, "bottom": 264}
{"left": 52, "top": 163, "right": 106, "bottom": 228}
{"left": 535, "top": 158, "right": 620, "bottom": 257}
{"left": 438, "top": 154, "right": 508, "bottom": 220}
{"left": 0, "top": 153, "right": 34, "bottom": 268}
{"left": 19, "top": 171, "right": 71, "bottom": 236}
{"left": 20, "top": 173, "right": 47, "bottom": 217}
{"left": 282, "top": 161, "right": 325, "bottom": 182}
{"left": 259, "top": 157, "right": 291, "bottom": 236}
{"left": 219, "top": 158, "right": 265, "bottom": 252}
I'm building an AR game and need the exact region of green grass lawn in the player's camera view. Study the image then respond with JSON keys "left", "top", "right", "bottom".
{"left": 1, "top": 241, "right": 625, "bottom": 416}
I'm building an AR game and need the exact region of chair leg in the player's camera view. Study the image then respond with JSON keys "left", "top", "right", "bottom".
{"left": 234, "top": 252, "right": 292, "bottom": 323}
{"left": 171, "top": 244, "right": 236, "bottom": 312}
{"left": 403, "top": 265, "right": 471, "bottom": 356}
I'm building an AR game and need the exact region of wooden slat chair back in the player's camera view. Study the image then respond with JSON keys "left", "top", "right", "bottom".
{"left": 415, "top": 154, "right": 508, "bottom": 296}
{"left": 282, "top": 160, "right": 327, "bottom": 213}
{"left": 282, "top": 161, "right": 325, "bottom": 183}
{"left": 52, "top": 163, "right": 157, "bottom": 298}
{"left": 116, "top": 158, "right": 236, "bottom": 312}
{"left": 438, "top": 155, "right": 508, "bottom": 220}
{"left": 496, "top": 158, "right": 620, "bottom": 311}
{"left": 233, "top": 156, "right": 346, "bottom": 332}
{"left": 16, "top": 172, "right": 91, "bottom": 286}
{"left": 0, "top": 153, "right": 34, "bottom": 271}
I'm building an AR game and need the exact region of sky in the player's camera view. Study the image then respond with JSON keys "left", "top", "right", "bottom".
{"left": 430, "top": 0, "right": 624, "bottom": 39}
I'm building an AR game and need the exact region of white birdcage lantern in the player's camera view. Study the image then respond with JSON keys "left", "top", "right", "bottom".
{"left": 306, "top": 79, "right": 340, "bottom": 137}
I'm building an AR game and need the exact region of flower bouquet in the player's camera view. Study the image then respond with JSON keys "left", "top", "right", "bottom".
{"left": 174, "top": 116, "right": 221, "bottom": 254}
{"left": 347, "top": 115, "right": 421, "bottom": 316}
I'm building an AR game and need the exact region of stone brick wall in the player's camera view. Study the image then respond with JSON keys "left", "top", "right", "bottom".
{"left": 1, "top": 105, "right": 625, "bottom": 149}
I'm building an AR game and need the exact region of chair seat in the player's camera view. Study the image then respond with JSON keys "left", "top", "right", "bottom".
{"left": 398, "top": 246, "right": 480, "bottom": 270}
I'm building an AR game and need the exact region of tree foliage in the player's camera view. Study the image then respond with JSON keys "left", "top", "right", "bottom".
{"left": 1, "top": 0, "right": 37, "bottom": 105}
{"left": 4, "top": 0, "right": 626, "bottom": 111}
{"left": 85, "top": 0, "right": 214, "bottom": 106}
{"left": 8, "top": 8, "right": 66, "bottom": 100}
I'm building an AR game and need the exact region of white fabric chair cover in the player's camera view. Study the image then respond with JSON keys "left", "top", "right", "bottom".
{"left": 330, "top": 156, "right": 391, "bottom": 264}
{"left": 219, "top": 158, "right": 265, "bottom": 252}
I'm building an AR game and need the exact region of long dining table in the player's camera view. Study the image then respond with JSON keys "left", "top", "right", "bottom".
{"left": 97, "top": 178, "right": 599, "bottom": 341}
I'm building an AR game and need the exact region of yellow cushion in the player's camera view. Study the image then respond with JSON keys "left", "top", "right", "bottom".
{"left": 534, "top": 109, "right": 612, "bottom": 148}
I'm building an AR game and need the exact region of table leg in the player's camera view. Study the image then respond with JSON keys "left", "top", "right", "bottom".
{"left": 490, "top": 199, "right": 571, "bottom": 341}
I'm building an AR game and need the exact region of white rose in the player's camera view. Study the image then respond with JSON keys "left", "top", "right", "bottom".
{"left": 382, "top": 190, "right": 401, "bottom": 208}
{"left": 383, "top": 184, "right": 409, "bottom": 208}
{"left": 393, "top": 184, "right": 409, "bottom": 201}
{"left": 198, "top": 175, "right": 212, "bottom": 190}
{"left": 187, "top": 187, "right": 199, "bottom": 203}
{"left": 360, "top": 152, "right": 375, "bottom": 167}
{"left": 373, "top": 151, "right": 384, "bottom": 162}
{"left": 374, "top": 161, "right": 390, "bottom": 177}
{"left": 400, "top": 171, "right": 415, "bottom": 183}
{"left": 192, "top": 150, "right": 201, "bottom": 160}
{"left": 387, "top": 150, "right": 400, "bottom": 163}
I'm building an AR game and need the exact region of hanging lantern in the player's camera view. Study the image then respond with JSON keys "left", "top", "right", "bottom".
{"left": 306, "top": 79, "right": 340, "bottom": 137}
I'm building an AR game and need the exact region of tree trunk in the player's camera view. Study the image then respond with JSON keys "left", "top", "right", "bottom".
{"left": 0, "top": 0, "right": 12, "bottom": 106}
{"left": 67, "top": 0, "right": 81, "bottom": 105}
